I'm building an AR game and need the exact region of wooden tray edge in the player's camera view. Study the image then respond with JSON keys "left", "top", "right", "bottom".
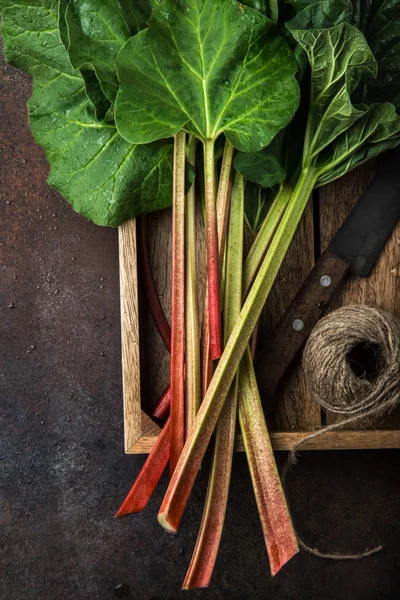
{"left": 127, "top": 423, "right": 400, "bottom": 454}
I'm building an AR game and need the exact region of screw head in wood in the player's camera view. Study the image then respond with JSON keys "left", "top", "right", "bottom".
{"left": 292, "top": 319, "right": 305, "bottom": 332}
{"left": 320, "top": 275, "right": 332, "bottom": 287}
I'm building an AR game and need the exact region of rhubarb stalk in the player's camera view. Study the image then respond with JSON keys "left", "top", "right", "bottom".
{"left": 239, "top": 349, "right": 299, "bottom": 575}
{"left": 201, "top": 139, "right": 234, "bottom": 395}
{"left": 152, "top": 385, "right": 171, "bottom": 421}
{"left": 242, "top": 183, "right": 292, "bottom": 297}
{"left": 170, "top": 131, "right": 187, "bottom": 475}
{"left": 183, "top": 172, "right": 244, "bottom": 590}
{"left": 185, "top": 136, "right": 201, "bottom": 434}
{"left": 115, "top": 418, "right": 170, "bottom": 516}
{"left": 138, "top": 216, "right": 171, "bottom": 352}
{"left": 158, "top": 167, "right": 317, "bottom": 531}
{"left": 203, "top": 139, "right": 222, "bottom": 360}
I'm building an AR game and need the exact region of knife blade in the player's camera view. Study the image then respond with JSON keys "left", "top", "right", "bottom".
{"left": 255, "top": 148, "right": 400, "bottom": 405}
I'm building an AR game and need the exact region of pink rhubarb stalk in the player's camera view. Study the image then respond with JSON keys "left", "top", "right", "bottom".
{"left": 170, "top": 131, "right": 187, "bottom": 476}
{"left": 239, "top": 348, "right": 299, "bottom": 575}
{"left": 152, "top": 385, "right": 171, "bottom": 421}
{"left": 201, "top": 139, "right": 234, "bottom": 393}
{"left": 185, "top": 136, "right": 201, "bottom": 434}
{"left": 115, "top": 418, "right": 170, "bottom": 516}
{"left": 138, "top": 216, "right": 171, "bottom": 352}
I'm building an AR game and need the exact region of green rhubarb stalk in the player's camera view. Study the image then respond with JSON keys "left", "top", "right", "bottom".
{"left": 183, "top": 172, "right": 244, "bottom": 590}
{"left": 238, "top": 349, "right": 299, "bottom": 575}
{"left": 169, "top": 131, "right": 187, "bottom": 476}
{"left": 158, "top": 167, "right": 318, "bottom": 532}
{"left": 243, "top": 183, "right": 292, "bottom": 297}
{"left": 185, "top": 136, "right": 201, "bottom": 435}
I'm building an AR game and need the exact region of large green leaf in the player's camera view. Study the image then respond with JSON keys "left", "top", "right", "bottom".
{"left": 62, "top": 0, "right": 131, "bottom": 104}
{"left": 288, "top": 1, "right": 400, "bottom": 110}
{"left": 287, "top": 0, "right": 355, "bottom": 29}
{"left": 316, "top": 102, "right": 400, "bottom": 185}
{"left": 293, "top": 23, "right": 400, "bottom": 183}
{"left": 114, "top": 0, "right": 300, "bottom": 151}
{"left": 0, "top": 0, "right": 173, "bottom": 226}
{"left": 234, "top": 143, "right": 286, "bottom": 188}
{"left": 292, "top": 24, "right": 377, "bottom": 163}
{"left": 58, "top": 0, "right": 161, "bottom": 116}
{"left": 242, "top": 0, "right": 279, "bottom": 22}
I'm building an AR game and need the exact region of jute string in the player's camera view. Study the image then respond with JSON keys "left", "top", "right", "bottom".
{"left": 282, "top": 305, "right": 400, "bottom": 560}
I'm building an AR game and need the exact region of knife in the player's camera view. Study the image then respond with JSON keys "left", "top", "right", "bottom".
{"left": 255, "top": 147, "right": 400, "bottom": 403}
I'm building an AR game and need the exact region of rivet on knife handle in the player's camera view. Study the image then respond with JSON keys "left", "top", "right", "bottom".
{"left": 255, "top": 249, "right": 349, "bottom": 406}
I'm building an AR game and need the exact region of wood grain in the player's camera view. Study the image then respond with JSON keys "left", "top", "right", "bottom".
{"left": 319, "top": 163, "right": 400, "bottom": 426}
{"left": 119, "top": 220, "right": 142, "bottom": 452}
{"left": 262, "top": 198, "right": 321, "bottom": 430}
{"left": 127, "top": 429, "right": 400, "bottom": 454}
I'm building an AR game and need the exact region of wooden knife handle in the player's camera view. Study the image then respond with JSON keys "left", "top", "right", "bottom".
{"left": 255, "top": 249, "right": 349, "bottom": 400}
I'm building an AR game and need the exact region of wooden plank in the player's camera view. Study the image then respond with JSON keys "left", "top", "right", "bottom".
{"left": 319, "top": 163, "right": 400, "bottom": 427}
{"left": 126, "top": 427, "right": 400, "bottom": 454}
{"left": 119, "top": 220, "right": 142, "bottom": 452}
{"left": 263, "top": 198, "right": 321, "bottom": 430}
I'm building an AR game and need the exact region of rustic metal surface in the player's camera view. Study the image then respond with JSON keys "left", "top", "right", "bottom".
{"left": 1, "top": 55, "right": 400, "bottom": 600}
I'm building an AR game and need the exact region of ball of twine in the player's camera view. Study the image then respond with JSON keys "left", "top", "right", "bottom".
{"left": 283, "top": 305, "right": 400, "bottom": 562}
{"left": 302, "top": 304, "right": 400, "bottom": 423}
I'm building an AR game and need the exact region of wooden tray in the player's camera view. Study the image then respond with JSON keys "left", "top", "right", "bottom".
{"left": 119, "top": 165, "right": 400, "bottom": 454}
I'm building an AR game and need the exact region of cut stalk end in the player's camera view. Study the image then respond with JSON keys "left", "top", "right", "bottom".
{"left": 269, "top": 544, "right": 299, "bottom": 577}
{"left": 157, "top": 511, "right": 177, "bottom": 533}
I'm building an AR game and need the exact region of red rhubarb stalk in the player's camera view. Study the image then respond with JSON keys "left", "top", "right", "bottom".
{"left": 183, "top": 171, "right": 244, "bottom": 590}
{"left": 201, "top": 139, "right": 234, "bottom": 394}
{"left": 115, "top": 418, "right": 170, "bottom": 516}
{"left": 152, "top": 385, "right": 171, "bottom": 421}
{"left": 138, "top": 216, "right": 171, "bottom": 352}
{"left": 170, "top": 131, "right": 186, "bottom": 476}
{"left": 239, "top": 348, "right": 299, "bottom": 575}
{"left": 203, "top": 138, "right": 222, "bottom": 360}
{"left": 185, "top": 136, "right": 201, "bottom": 434}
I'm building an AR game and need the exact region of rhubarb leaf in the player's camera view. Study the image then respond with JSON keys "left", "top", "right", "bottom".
{"left": 293, "top": 23, "right": 400, "bottom": 183}
{"left": 288, "top": 0, "right": 400, "bottom": 110}
{"left": 287, "top": 0, "right": 355, "bottom": 29}
{"left": 316, "top": 102, "right": 400, "bottom": 185}
{"left": 234, "top": 148, "right": 286, "bottom": 188}
{"left": 292, "top": 24, "right": 377, "bottom": 163}
{"left": 59, "top": 1, "right": 161, "bottom": 116}
{"left": 243, "top": 0, "right": 278, "bottom": 22}
{"left": 0, "top": 0, "right": 173, "bottom": 226}
{"left": 62, "top": 0, "right": 131, "bottom": 104}
{"left": 115, "top": 0, "right": 299, "bottom": 152}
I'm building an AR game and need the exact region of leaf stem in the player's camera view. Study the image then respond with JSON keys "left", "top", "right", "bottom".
{"left": 203, "top": 138, "right": 222, "bottom": 360}
{"left": 158, "top": 167, "right": 318, "bottom": 531}
{"left": 138, "top": 216, "right": 171, "bottom": 352}
{"left": 238, "top": 349, "right": 299, "bottom": 575}
{"left": 243, "top": 183, "right": 292, "bottom": 298}
{"left": 170, "top": 131, "right": 186, "bottom": 476}
{"left": 183, "top": 172, "right": 244, "bottom": 590}
{"left": 201, "top": 139, "right": 234, "bottom": 395}
{"left": 115, "top": 418, "right": 170, "bottom": 516}
{"left": 185, "top": 136, "right": 201, "bottom": 435}
{"left": 152, "top": 385, "right": 171, "bottom": 421}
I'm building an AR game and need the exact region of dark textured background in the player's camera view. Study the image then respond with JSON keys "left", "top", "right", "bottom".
{"left": 1, "top": 54, "right": 400, "bottom": 600}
